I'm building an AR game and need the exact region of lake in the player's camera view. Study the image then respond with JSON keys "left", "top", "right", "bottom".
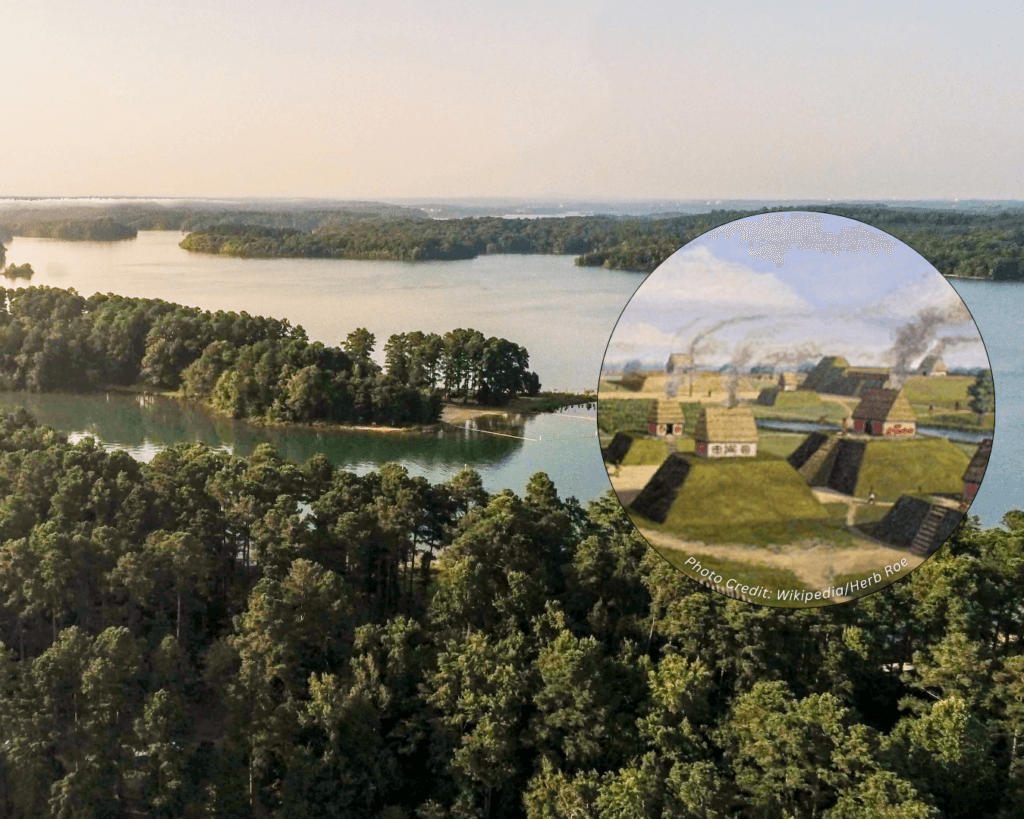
{"left": 4, "top": 232, "right": 641, "bottom": 391}
{"left": 946, "top": 278, "right": 1023, "bottom": 529}
{"left": 2, "top": 232, "right": 638, "bottom": 502}
{"left": 2, "top": 234, "right": 1022, "bottom": 525}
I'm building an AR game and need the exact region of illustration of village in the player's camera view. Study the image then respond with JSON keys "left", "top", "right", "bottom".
{"left": 599, "top": 352, "right": 993, "bottom": 605}
{"left": 598, "top": 213, "right": 995, "bottom": 606}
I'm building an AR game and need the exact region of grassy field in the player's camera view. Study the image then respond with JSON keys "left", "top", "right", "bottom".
{"left": 902, "top": 375, "right": 995, "bottom": 431}
{"left": 853, "top": 438, "right": 970, "bottom": 501}
{"left": 751, "top": 390, "right": 849, "bottom": 423}
{"left": 902, "top": 375, "right": 975, "bottom": 405}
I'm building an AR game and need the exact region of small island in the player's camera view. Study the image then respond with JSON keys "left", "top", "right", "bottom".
{"left": 0, "top": 285, "right": 546, "bottom": 430}
{"left": 2, "top": 263, "right": 34, "bottom": 280}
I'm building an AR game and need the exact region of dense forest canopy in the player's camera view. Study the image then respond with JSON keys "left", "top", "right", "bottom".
{"left": 178, "top": 206, "right": 1024, "bottom": 279}
{"left": 0, "top": 410, "right": 1020, "bottom": 817}
{"left": 0, "top": 286, "right": 539, "bottom": 426}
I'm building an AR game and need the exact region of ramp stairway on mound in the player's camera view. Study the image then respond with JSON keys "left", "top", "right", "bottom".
{"left": 796, "top": 434, "right": 842, "bottom": 485}
{"left": 910, "top": 505, "right": 952, "bottom": 556}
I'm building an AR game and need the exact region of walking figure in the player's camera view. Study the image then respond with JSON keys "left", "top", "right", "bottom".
{"left": 867, "top": 489, "right": 876, "bottom": 505}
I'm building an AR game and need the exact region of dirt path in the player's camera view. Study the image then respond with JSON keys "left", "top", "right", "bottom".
{"left": 637, "top": 527, "right": 922, "bottom": 592}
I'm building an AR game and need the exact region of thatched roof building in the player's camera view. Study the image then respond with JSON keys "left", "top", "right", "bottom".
{"left": 647, "top": 400, "right": 685, "bottom": 436}
{"left": 693, "top": 405, "right": 758, "bottom": 458}
{"left": 852, "top": 388, "right": 916, "bottom": 436}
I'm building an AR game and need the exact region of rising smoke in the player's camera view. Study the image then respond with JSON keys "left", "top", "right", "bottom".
{"left": 666, "top": 315, "right": 767, "bottom": 399}
{"left": 760, "top": 341, "right": 822, "bottom": 370}
{"left": 887, "top": 302, "right": 977, "bottom": 387}
{"left": 722, "top": 342, "right": 757, "bottom": 407}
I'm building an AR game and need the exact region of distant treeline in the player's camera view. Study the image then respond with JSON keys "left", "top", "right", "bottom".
{"left": 5, "top": 203, "right": 1024, "bottom": 276}
{"left": 178, "top": 217, "right": 638, "bottom": 261}
{"left": 0, "top": 217, "right": 137, "bottom": 241}
{"left": 0, "top": 286, "right": 539, "bottom": 426}
{"left": 0, "top": 202, "right": 428, "bottom": 237}
{"left": 178, "top": 206, "right": 1024, "bottom": 278}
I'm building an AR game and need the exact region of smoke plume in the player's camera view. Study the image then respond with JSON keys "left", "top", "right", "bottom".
{"left": 887, "top": 302, "right": 976, "bottom": 387}
{"left": 760, "top": 341, "right": 822, "bottom": 370}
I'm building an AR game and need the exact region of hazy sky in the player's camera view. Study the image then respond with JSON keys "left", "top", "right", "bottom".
{"left": 603, "top": 213, "right": 989, "bottom": 372}
{"left": 3, "top": 1, "right": 1023, "bottom": 198}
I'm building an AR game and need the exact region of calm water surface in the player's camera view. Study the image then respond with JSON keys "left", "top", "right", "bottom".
{"left": 947, "top": 279, "right": 1024, "bottom": 528}
{"left": 4, "top": 232, "right": 641, "bottom": 391}
{"left": 0, "top": 391, "right": 610, "bottom": 502}
{"left": 2, "top": 235, "right": 1022, "bottom": 521}
{"left": 3, "top": 233, "right": 637, "bottom": 501}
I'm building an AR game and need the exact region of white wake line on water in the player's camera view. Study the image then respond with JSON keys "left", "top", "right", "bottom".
{"left": 463, "top": 428, "right": 539, "bottom": 441}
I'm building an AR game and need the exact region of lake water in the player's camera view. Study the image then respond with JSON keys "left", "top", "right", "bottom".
{"left": 2, "top": 234, "right": 1022, "bottom": 524}
{"left": 757, "top": 418, "right": 992, "bottom": 444}
{"left": 3, "top": 232, "right": 642, "bottom": 392}
{"left": 0, "top": 391, "right": 611, "bottom": 502}
{"left": 2, "top": 233, "right": 638, "bottom": 502}
{"left": 946, "top": 278, "right": 1023, "bottom": 528}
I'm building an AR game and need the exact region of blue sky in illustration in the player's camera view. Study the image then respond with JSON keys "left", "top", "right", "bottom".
{"left": 603, "top": 213, "right": 989, "bottom": 372}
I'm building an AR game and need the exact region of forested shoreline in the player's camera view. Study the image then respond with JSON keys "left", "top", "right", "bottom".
{"left": 4, "top": 204, "right": 1023, "bottom": 278}
{"left": 0, "top": 286, "right": 539, "bottom": 428}
{"left": 0, "top": 409, "right": 1020, "bottom": 817}
{"left": 0, "top": 217, "right": 138, "bottom": 242}
{"left": 177, "top": 207, "right": 1024, "bottom": 279}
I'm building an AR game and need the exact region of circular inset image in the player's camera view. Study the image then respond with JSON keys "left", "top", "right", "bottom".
{"left": 598, "top": 212, "right": 994, "bottom": 607}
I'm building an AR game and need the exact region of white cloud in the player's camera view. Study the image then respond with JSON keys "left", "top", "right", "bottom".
{"left": 630, "top": 245, "right": 812, "bottom": 313}
{"left": 862, "top": 267, "right": 971, "bottom": 322}
{"left": 604, "top": 321, "right": 678, "bottom": 363}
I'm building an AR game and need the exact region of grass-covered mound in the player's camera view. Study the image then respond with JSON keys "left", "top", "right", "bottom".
{"left": 621, "top": 438, "right": 670, "bottom": 465}
{"left": 629, "top": 453, "right": 833, "bottom": 544}
{"left": 751, "top": 390, "right": 848, "bottom": 423}
{"left": 618, "top": 436, "right": 697, "bottom": 465}
{"left": 785, "top": 433, "right": 972, "bottom": 501}
{"left": 843, "top": 437, "right": 970, "bottom": 501}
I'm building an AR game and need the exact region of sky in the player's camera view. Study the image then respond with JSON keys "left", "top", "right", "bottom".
{"left": 602, "top": 213, "right": 990, "bottom": 373}
{"left": 2, "top": 1, "right": 1023, "bottom": 199}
